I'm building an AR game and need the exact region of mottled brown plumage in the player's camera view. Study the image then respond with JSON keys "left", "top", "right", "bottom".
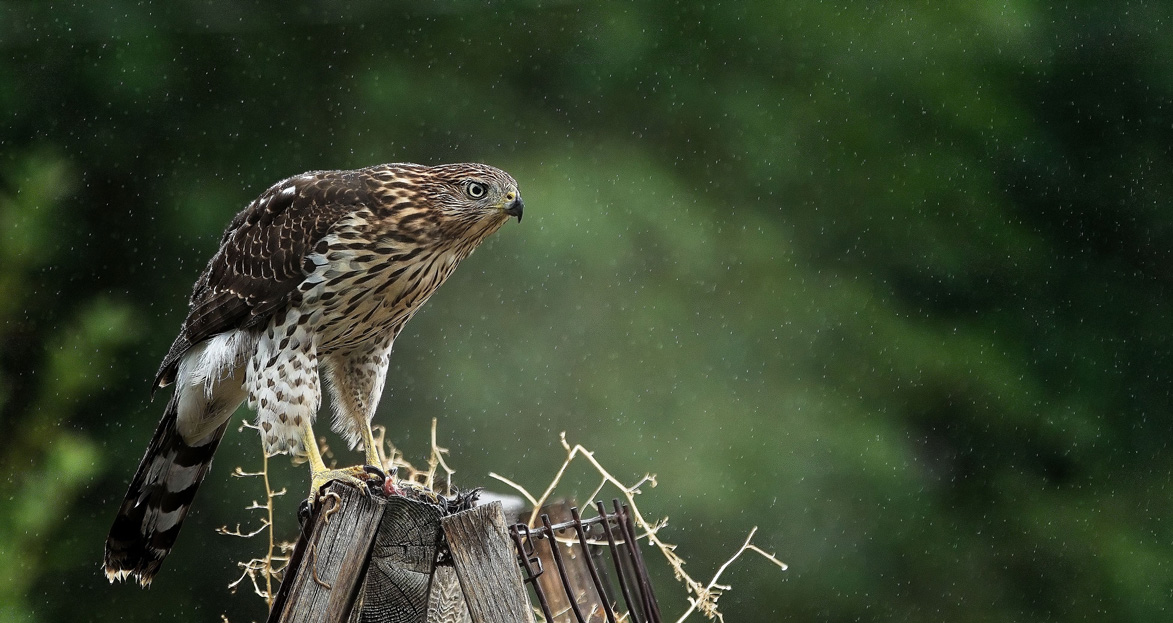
{"left": 105, "top": 162, "right": 522, "bottom": 586}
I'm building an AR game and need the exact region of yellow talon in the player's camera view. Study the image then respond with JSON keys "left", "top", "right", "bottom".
{"left": 300, "top": 422, "right": 383, "bottom": 506}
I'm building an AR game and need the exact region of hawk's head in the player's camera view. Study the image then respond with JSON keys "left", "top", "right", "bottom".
{"left": 424, "top": 162, "right": 523, "bottom": 226}
{"left": 365, "top": 162, "right": 522, "bottom": 248}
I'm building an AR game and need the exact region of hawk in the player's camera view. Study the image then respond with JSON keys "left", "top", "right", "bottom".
{"left": 103, "top": 162, "right": 523, "bottom": 586}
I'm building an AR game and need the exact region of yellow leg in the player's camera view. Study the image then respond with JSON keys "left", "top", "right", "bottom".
{"left": 359, "top": 420, "right": 382, "bottom": 468}
{"left": 300, "top": 420, "right": 383, "bottom": 504}
{"left": 359, "top": 420, "right": 399, "bottom": 494}
{"left": 300, "top": 421, "right": 330, "bottom": 474}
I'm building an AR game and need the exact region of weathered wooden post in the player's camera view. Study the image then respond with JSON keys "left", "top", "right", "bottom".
{"left": 441, "top": 503, "right": 536, "bottom": 623}
{"left": 267, "top": 483, "right": 385, "bottom": 623}
{"left": 269, "top": 486, "right": 534, "bottom": 623}
{"left": 267, "top": 484, "right": 661, "bottom": 623}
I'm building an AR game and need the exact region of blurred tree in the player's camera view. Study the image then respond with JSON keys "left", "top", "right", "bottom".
{"left": 0, "top": 1, "right": 1169, "bottom": 621}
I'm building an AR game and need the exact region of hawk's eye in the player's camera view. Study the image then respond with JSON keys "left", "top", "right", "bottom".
{"left": 466, "top": 182, "right": 487, "bottom": 199}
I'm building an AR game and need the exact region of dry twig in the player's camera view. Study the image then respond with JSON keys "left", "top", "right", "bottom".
{"left": 490, "top": 432, "right": 787, "bottom": 621}
{"left": 219, "top": 421, "right": 291, "bottom": 609}
{"left": 223, "top": 422, "right": 786, "bottom": 622}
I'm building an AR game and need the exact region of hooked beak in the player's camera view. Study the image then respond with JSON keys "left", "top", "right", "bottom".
{"left": 504, "top": 196, "right": 524, "bottom": 222}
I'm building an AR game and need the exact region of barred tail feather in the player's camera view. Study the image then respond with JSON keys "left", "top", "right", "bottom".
{"left": 103, "top": 395, "right": 227, "bottom": 586}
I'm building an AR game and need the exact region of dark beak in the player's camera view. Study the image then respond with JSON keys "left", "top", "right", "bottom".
{"left": 504, "top": 197, "right": 524, "bottom": 222}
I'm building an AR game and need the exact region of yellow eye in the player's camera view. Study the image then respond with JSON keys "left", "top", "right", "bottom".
{"left": 466, "top": 182, "right": 487, "bottom": 199}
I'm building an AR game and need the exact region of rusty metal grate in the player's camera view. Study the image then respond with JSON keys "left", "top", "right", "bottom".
{"left": 510, "top": 500, "right": 663, "bottom": 623}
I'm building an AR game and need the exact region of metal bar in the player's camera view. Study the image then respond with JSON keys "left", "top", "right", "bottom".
{"left": 613, "top": 499, "right": 653, "bottom": 622}
{"left": 588, "top": 538, "right": 618, "bottom": 613}
{"left": 540, "top": 513, "right": 588, "bottom": 623}
{"left": 571, "top": 507, "right": 617, "bottom": 623}
{"left": 511, "top": 524, "right": 555, "bottom": 623}
{"left": 622, "top": 504, "right": 663, "bottom": 623}
{"left": 541, "top": 513, "right": 605, "bottom": 534}
{"left": 595, "top": 501, "right": 642, "bottom": 623}
{"left": 508, "top": 501, "right": 662, "bottom": 623}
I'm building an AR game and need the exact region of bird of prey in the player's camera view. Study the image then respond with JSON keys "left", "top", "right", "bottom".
{"left": 103, "top": 162, "right": 523, "bottom": 586}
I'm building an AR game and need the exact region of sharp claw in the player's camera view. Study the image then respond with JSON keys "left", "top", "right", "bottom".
{"left": 306, "top": 466, "right": 386, "bottom": 505}
{"left": 362, "top": 464, "right": 387, "bottom": 480}
{"left": 354, "top": 464, "right": 386, "bottom": 495}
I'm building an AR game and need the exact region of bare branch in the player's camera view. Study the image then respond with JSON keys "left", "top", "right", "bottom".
{"left": 497, "top": 431, "right": 787, "bottom": 622}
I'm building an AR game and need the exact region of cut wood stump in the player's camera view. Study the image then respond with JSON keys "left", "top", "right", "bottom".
{"left": 268, "top": 483, "right": 529, "bottom": 623}
{"left": 266, "top": 483, "right": 661, "bottom": 623}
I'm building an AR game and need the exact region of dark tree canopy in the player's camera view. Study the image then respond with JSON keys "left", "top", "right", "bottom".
{"left": 0, "top": 2, "right": 1169, "bottom": 621}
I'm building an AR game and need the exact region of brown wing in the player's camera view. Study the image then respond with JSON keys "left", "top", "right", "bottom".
{"left": 154, "top": 168, "right": 379, "bottom": 389}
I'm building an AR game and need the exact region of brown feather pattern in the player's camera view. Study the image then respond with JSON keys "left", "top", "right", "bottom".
{"left": 107, "top": 162, "right": 522, "bottom": 585}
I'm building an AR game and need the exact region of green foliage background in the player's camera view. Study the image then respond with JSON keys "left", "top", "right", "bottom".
{"left": 2, "top": 2, "right": 1170, "bottom": 621}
